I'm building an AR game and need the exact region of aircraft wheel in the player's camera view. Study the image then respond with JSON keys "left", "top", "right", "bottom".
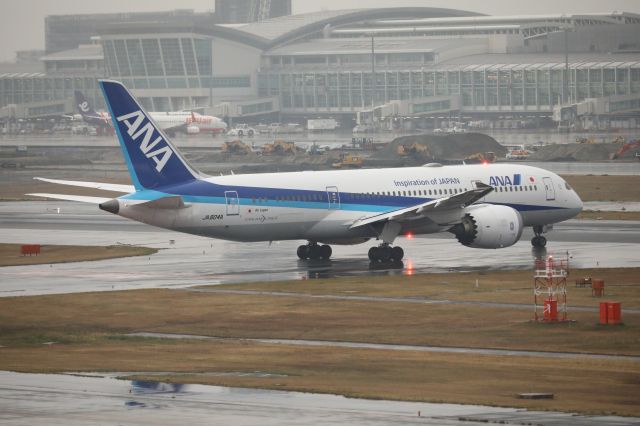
{"left": 308, "top": 244, "right": 322, "bottom": 260}
{"left": 368, "top": 247, "right": 378, "bottom": 262}
{"left": 391, "top": 246, "right": 404, "bottom": 262}
{"left": 320, "top": 245, "right": 332, "bottom": 260}
{"left": 378, "top": 246, "right": 392, "bottom": 262}
{"left": 248, "top": 130, "right": 254, "bottom": 136}
{"left": 237, "top": 130, "right": 244, "bottom": 137}
{"left": 531, "top": 236, "right": 547, "bottom": 248}
{"left": 297, "top": 245, "right": 309, "bottom": 260}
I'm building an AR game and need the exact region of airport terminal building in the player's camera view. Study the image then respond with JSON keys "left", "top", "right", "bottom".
{"left": 1, "top": 7, "right": 639, "bottom": 128}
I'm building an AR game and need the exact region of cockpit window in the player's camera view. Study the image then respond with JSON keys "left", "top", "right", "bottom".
{"left": 564, "top": 182, "right": 572, "bottom": 190}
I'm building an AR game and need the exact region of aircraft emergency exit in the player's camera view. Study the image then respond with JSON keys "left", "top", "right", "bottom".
{"left": 33, "top": 80, "right": 583, "bottom": 262}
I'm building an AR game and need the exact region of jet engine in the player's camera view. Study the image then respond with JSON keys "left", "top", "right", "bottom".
{"left": 186, "top": 125, "right": 200, "bottom": 135}
{"left": 451, "top": 204, "right": 523, "bottom": 249}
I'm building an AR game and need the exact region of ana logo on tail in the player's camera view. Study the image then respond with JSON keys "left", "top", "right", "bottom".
{"left": 117, "top": 110, "right": 173, "bottom": 172}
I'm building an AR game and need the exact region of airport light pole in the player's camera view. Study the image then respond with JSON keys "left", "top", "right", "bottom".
{"left": 371, "top": 33, "right": 375, "bottom": 109}
{"left": 563, "top": 28, "right": 569, "bottom": 105}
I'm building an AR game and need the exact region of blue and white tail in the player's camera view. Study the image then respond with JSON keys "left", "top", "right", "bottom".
{"left": 99, "top": 80, "right": 199, "bottom": 191}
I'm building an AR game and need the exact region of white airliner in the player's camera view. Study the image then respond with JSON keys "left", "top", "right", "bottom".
{"left": 74, "top": 91, "right": 227, "bottom": 135}
{"left": 32, "top": 80, "right": 583, "bottom": 262}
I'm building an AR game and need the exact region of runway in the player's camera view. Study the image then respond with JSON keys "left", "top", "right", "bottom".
{"left": 0, "top": 371, "right": 637, "bottom": 426}
{"left": 1, "top": 201, "right": 640, "bottom": 297}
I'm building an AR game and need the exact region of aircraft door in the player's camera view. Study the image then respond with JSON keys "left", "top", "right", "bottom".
{"left": 542, "top": 177, "right": 555, "bottom": 201}
{"left": 326, "top": 186, "right": 340, "bottom": 209}
{"left": 225, "top": 191, "right": 240, "bottom": 215}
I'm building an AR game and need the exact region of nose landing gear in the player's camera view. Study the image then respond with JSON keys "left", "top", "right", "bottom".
{"left": 297, "top": 242, "right": 332, "bottom": 260}
{"left": 531, "top": 225, "right": 548, "bottom": 248}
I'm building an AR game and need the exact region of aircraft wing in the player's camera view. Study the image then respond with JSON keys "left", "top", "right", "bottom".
{"left": 26, "top": 193, "right": 111, "bottom": 204}
{"left": 34, "top": 177, "right": 134, "bottom": 193}
{"left": 349, "top": 182, "right": 493, "bottom": 229}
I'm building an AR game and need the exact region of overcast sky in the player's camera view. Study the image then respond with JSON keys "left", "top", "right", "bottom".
{"left": 2, "top": 0, "right": 640, "bottom": 62}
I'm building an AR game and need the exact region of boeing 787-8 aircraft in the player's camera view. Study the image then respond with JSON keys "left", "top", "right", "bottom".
{"left": 30, "top": 80, "right": 583, "bottom": 262}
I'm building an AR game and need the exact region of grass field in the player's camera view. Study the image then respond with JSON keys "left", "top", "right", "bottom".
{"left": 0, "top": 243, "right": 157, "bottom": 267}
{"left": 563, "top": 175, "right": 640, "bottom": 202}
{"left": 577, "top": 211, "right": 640, "bottom": 221}
{"left": 0, "top": 268, "right": 638, "bottom": 415}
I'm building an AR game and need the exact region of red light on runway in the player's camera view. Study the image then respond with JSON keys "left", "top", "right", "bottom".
{"left": 406, "top": 261, "right": 414, "bottom": 275}
{"left": 405, "top": 232, "right": 414, "bottom": 240}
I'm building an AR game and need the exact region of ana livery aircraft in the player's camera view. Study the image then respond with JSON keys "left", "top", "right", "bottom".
{"left": 32, "top": 80, "right": 583, "bottom": 262}
{"left": 74, "top": 91, "right": 227, "bottom": 135}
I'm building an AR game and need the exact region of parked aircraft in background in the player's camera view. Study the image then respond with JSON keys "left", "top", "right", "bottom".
{"left": 35, "top": 81, "right": 582, "bottom": 263}
{"left": 74, "top": 91, "right": 227, "bottom": 135}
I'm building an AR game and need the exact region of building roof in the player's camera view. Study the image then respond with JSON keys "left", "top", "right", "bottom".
{"left": 432, "top": 52, "right": 640, "bottom": 70}
{"left": 0, "top": 62, "right": 44, "bottom": 77}
{"left": 266, "top": 37, "right": 485, "bottom": 56}
{"left": 40, "top": 44, "right": 103, "bottom": 62}
{"left": 232, "top": 7, "right": 481, "bottom": 47}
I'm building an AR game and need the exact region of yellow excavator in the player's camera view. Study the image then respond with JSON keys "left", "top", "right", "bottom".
{"left": 463, "top": 152, "right": 496, "bottom": 164}
{"left": 397, "top": 143, "right": 430, "bottom": 158}
{"left": 262, "top": 139, "right": 299, "bottom": 155}
{"left": 221, "top": 140, "right": 252, "bottom": 155}
{"left": 332, "top": 153, "right": 363, "bottom": 168}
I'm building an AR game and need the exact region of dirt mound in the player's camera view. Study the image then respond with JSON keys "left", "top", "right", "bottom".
{"left": 529, "top": 143, "right": 619, "bottom": 162}
{"left": 375, "top": 133, "right": 506, "bottom": 163}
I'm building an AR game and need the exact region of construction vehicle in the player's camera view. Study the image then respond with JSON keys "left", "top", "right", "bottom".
{"left": 612, "top": 135, "right": 626, "bottom": 144}
{"left": 463, "top": 152, "right": 496, "bottom": 164}
{"left": 261, "top": 139, "right": 299, "bottom": 156}
{"left": 505, "top": 148, "right": 531, "bottom": 160}
{"left": 332, "top": 153, "right": 363, "bottom": 169}
{"left": 610, "top": 140, "right": 640, "bottom": 160}
{"left": 221, "top": 140, "right": 252, "bottom": 155}
{"left": 396, "top": 143, "right": 429, "bottom": 158}
{"left": 576, "top": 137, "right": 597, "bottom": 144}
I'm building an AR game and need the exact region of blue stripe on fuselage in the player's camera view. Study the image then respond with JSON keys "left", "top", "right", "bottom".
{"left": 119, "top": 179, "right": 566, "bottom": 213}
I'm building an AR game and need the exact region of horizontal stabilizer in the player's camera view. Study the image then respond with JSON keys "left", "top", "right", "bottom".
{"left": 34, "top": 177, "right": 134, "bottom": 193}
{"left": 27, "top": 193, "right": 111, "bottom": 204}
{"left": 136, "top": 195, "right": 188, "bottom": 209}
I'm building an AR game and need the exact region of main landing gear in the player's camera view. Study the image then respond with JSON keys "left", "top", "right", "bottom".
{"left": 531, "top": 225, "right": 547, "bottom": 248}
{"left": 368, "top": 243, "right": 404, "bottom": 263}
{"left": 297, "top": 242, "right": 332, "bottom": 260}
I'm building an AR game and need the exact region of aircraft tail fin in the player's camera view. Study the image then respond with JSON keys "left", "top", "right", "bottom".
{"left": 74, "top": 90, "right": 99, "bottom": 117}
{"left": 99, "top": 80, "right": 200, "bottom": 191}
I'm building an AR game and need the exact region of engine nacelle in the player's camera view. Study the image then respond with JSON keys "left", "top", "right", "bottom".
{"left": 452, "top": 204, "right": 523, "bottom": 249}
{"left": 186, "top": 125, "right": 200, "bottom": 135}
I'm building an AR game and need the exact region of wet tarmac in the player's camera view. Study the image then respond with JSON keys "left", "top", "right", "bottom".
{"left": 1, "top": 201, "right": 640, "bottom": 297}
{"left": 1, "top": 371, "right": 638, "bottom": 426}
